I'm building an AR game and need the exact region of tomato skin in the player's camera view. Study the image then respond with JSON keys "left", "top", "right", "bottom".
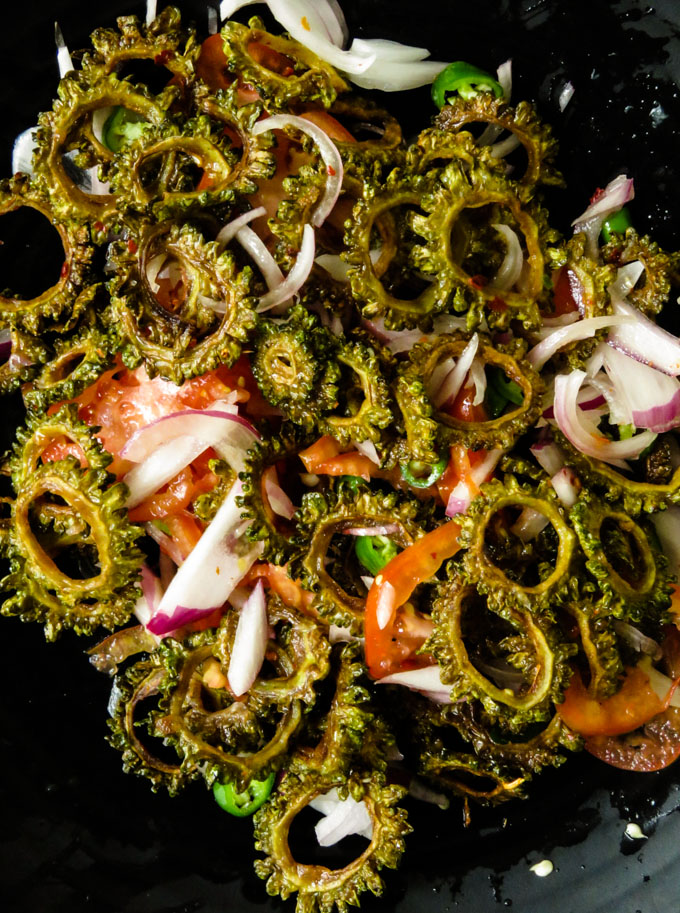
{"left": 551, "top": 266, "right": 583, "bottom": 316}
{"left": 557, "top": 666, "right": 672, "bottom": 737}
{"left": 364, "top": 521, "right": 461, "bottom": 679}
{"left": 196, "top": 34, "right": 233, "bottom": 91}
{"left": 241, "top": 562, "right": 315, "bottom": 614}
{"left": 299, "top": 436, "right": 377, "bottom": 481}
{"left": 449, "top": 384, "right": 488, "bottom": 423}
{"left": 298, "top": 108, "right": 356, "bottom": 143}
{"left": 585, "top": 707, "right": 680, "bottom": 772}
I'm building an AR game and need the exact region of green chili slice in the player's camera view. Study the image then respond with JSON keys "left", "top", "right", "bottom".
{"left": 432, "top": 61, "right": 504, "bottom": 109}
{"left": 355, "top": 535, "right": 398, "bottom": 576}
{"left": 489, "top": 367, "right": 524, "bottom": 405}
{"left": 601, "top": 206, "right": 633, "bottom": 242}
{"left": 213, "top": 773, "right": 275, "bottom": 817}
{"left": 400, "top": 455, "right": 448, "bottom": 488}
{"left": 102, "top": 107, "right": 149, "bottom": 153}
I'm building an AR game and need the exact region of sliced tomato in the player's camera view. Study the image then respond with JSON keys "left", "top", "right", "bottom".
{"left": 551, "top": 265, "right": 582, "bottom": 316}
{"left": 364, "top": 520, "right": 461, "bottom": 678}
{"left": 196, "top": 34, "right": 234, "bottom": 91}
{"left": 449, "top": 384, "right": 489, "bottom": 423}
{"left": 128, "top": 467, "right": 194, "bottom": 522}
{"left": 298, "top": 108, "right": 356, "bottom": 143}
{"left": 164, "top": 511, "right": 204, "bottom": 561}
{"left": 299, "top": 436, "right": 377, "bottom": 481}
{"left": 585, "top": 707, "right": 680, "bottom": 772}
{"left": 241, "top": 562, "right": 315, "bottom": 614}
{"left": 556, "top": 665, "right": 673, "bottom": 737}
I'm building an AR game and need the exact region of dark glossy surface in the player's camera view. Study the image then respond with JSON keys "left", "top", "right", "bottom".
{"left": 1, "top": 2, "right": 680, "bottom": 912}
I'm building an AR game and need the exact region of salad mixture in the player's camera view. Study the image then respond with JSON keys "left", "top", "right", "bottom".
{"left": 2, "top": 2, "right": 680, "bottom": 910}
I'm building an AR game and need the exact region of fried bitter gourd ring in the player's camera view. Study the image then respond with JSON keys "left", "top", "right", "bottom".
{"left": 458, "top": 476, "right": 577, "bottom": 613}
{"left": 251, "top": 306, "right": 341, "bottom": 431}
{"left": 435, "top": 93, "right": 563, "bottom": 198}
{"left": 428, "top": 573, "right": 575, "bottom": 729}
{"left": 602, "top": 229, "right": 679, "bottom": 316}
{"left": 108, "top": 115, "right": 247, "bottom": 216}
{"left": 1, "top": 459, "right": 143, "bottom": 639}
{"left": 0, "top": 328, "right": 48, "bottom": 395}
{"left": 32, "top": 74, "right": 177, "bottom": 224}
{"left": 0, "top": 177, "right": 97, "bottom": 334}
{"left": 292, "top": 488, "right": 423, "bottom": 633}
{"left": 569, "top": 493, "right": 672, "bottom": 622}
{"left": 410, "top": 159, "right": 546, "bottom": 330}
{"left": 23, "top": 319, "right": 118, "bottom": 411}
{"left": 79, "top": 5, "right": 197, "bottom": 84}
{"left": 323, "top": 95, "right": 404, "bottom": 172}
{"left": 396, "top": 331, "right": 543, "bottom": 452}
{"left": 154, "top": 610, "right": 323, "bottom": 791}
{"left": 319, "top": 339, "right": 393, "bottom": 445}
{"left": 253, "top": 768, "right": 410, "bottom": 913}
{"left": 108, "top": 220, "right": 254, "bottom": 382}
{"left": 221, "top": 18, "right": 348, "bottom": 111}
{"left": 238, "top": 423, "right": 314, "bottom": 564}
{"left": 107, "top": 659, "right": 190, "bottom": 795}
{"left": 562, "top": 600, "right": 624, "bottom": 699}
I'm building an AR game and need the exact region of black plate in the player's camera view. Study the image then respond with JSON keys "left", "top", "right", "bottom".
{"left": 1, "top": 2, "right": 680, "bottom": 912}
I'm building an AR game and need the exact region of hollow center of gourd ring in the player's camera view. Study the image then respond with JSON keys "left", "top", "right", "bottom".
{"left": 0, "top": 207, "right": 65, "bottom": 298}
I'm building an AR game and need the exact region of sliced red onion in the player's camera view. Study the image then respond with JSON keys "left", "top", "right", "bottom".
{"left": 360, "top": 575, "right": 375, "bottom": 590}
{"left": 527, "top": 315, "right": 634, "bottom": 371}
{"left": 571, "top": 175, "right": 634, "bottom": 257}
{"left": 124, "top": 438, "right": 207, "bottom": 508}
{"left": 253, "top": 115, "right": 343, "bottom": 227}
{"left": 613, "top": 621, "right": 662, "bottom": 660}
{"left": 311, "top": 790, "right": 373, "bottom": 845}
{"left": 530, "top": 441, "right": 564, "bottom": 476}
{"left": 608, "top": 298, "right": 680, "bottom": 376}
{"left": 469, "top": 358, "right": 487, "bottom": 406}
{"left": 510, "top": 507, "right": 550, "bottom": 543}
{"left": 376, "top": 664, "right": 452, "bottom": 704}
{"left": 602, "top": 345, "right": 680, "bottom": 432}
{"left": 11, "top": 127, "right": 37, "bottom": 175}
{"left": 652, "top": 507, "right": 680, "bottom": 578}
{"left": 133, "top": 565, "right": 164, "bottom": 629}
{"left": 255, "top": 224, "right": 315, "bottom": 314}
{"left": 146, "top": 480, "right": 264, "bottom": 636}
{"left": 469, "top": 448, "right": 504, "bottom": 487}
{"left": 542, "top": 312, "right": 580, "bottom": 329}
{"left": 216, "top": 207, "right": 267, "bottom": 249}
{"left": 559, "top": 81, "right": 575, "bottom": 111}
{"left": 263, "top": 470, "right": 295, "bottom": 520}
{"left": 55, "top": 23, "right": 73, "bottom": 77}
{"left": 445, "top": 480, "right": 475, "bottom": 518}
{"left": 553, "top": 370, "right": 656, "bottom": 466}
{"left": 491, "top": 224, "right": 523, "bottom": 291}
{"left": 227, "top": 580, "right": 269, "bottom": 697}
{"left": 586, "top": 373, "right": 632, "bottom": 427}
{"left": 315, "top": 0, "right": 349, "bottom": 46}
{"left": 432, "top": 334, "right": 479, "bottom": 408}
{"left": 446, "top": 448, "right": 503, "bottom": 517}
{"left": 375, "top": 578, "right": 397, "bottom": 630}
{"left": 550, "top": 467, "right": 579, "bottom": 508}
{"left": 146, "top": 0, "right": 157, "bottom": 25}
{"left": 352, "top": 438, "right": 380, "bottom": 465}
{"left": 343, "top": 524, "right": 400, "bottom": 537}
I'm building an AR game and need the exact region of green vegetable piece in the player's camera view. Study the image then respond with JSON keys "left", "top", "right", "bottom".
{"left": 488, "top": 366, "right": 524, "bottom": 405}
{"left": 432, "top": 61, "right": 504, "bottom": 109}
{"left": 102, "top": 106, "right": 149, "bottom": 153}
{"left": 355, "top": 535, "right": 398, "bottom": 576}
{"left": 601, "top": 206, "right": 633, "bottom": 242}
{"left": 400, "top": 455, "right": 447, "bottom": 489}
{"left": 214, "top": 773, "right": 275, "bottom": 817}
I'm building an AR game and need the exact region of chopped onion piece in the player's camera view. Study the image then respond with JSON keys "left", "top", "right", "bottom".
{"left": 553, "top": 370, "right": 656, "bottom": 466}
{"left": 351, "top": 38, "right": 430, "bottom": 62}
{"left": 227, "top": 580, "right": 269, "bottom": 696}
{"left": 550, "top": 467, "right": 579, "bottom": 508}
{"left": 329, "top": 624, "right": 356, "bottom": 644}
{"left": 432, "top": 334, "right": 479, "bottom": 408}
{"left": 352, "top": 438, "right": 380, "bottom": 465}
{"left": 530, "top": 441, "right": 564, "bottom": 476}
{"left": 639, "top": 656, "right": 680, "bottom": 709}
{"left": 510, "top": 507, "right": 550, "bottom": 543}
{"left": 146, "top": 0, "right": 157, "bottom": 25}
{"left": 376, "top": 664, "right": 451, "bottom": 703}
{"left": 124, "top": 437, "right": 206, "bottom": 508}
{"left": 445, "top": 480, "right": 475, "bottom": 518}
{"left": 602, "top": 345, "right": 680, "bottom": 432}
{"left": 313, "top": 791, "right": 373, "bottom": 846}
{"left": 527, "top": 315, "right": 634, "bottom": 371}
{"left": 257, "top": 224, "right": 316, "bottom": 313}
{"left": 147, "top": 480, "right": 264, "bottom": 636}
{"left": 497, "top": 59, "right": 513, "bottom": 100}
{"left": 490, "top": 133, "right": 522, "bottom": 159}
{"left": 407, "top": 778, "right": 450, "bottom": 810}
{"left": 343, "top": 524, "right": 400, "bottom": 537}
{"left": 469, "top": 358, "right": 487, "bottom": 406}
{"left": 558, "top": 81, "right": 575, "bottom": 111}
{"left": 349, "top": 57, "right": 448, "bottom": 91}
{"left": 572, "top": 175, "right": 634, "bottom": 257}
{"left": 233, "top": 225, "right": 284, "bottom": 290}
{"left": 252, "top": 115, "right": 343, "bottom": 227}
{"left": 264, "top": 470, "right": 295, "bottom": 520}
{"left": 491, "top": 224, "right": 523, "bottom": 291}
{"left": 55, "top": 23, "right": 73, "bottom": 77}
{"left": 375, "top": 579, "right": 397, "bottom": 630}
{"left": 613, "top": 621, "right": 662, "bottom": 660}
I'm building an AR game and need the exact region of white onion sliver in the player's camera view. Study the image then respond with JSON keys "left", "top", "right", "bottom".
{"left": 528, "top": 315, "right": 634, "bottom": 371}
{"left": 349, "top": 57, "right": 448, "bottom": 91}
{"left": 264, "top": 471, "right": 295, "bottom": 520}
{"left": 314, "top": 794, "right": 373, "bottom": 846}
{"left": 469, "top": 448, "right": 504, "bottom": 487}
{"left": 469, "top": 358, "right": 487, "bottom": 406}
{"left": 148, "top": 480, "right": 264, "bottom": 633}
{"left": 343, "top": 524, "right": 400, "bottom": 537}
{"left": 124, "top": 437, "right": 208, "bottom": 508}
{"left": 315, "top": 253, "right": 350, "bottom": 282}
{"left": 652, "top": 506, "right": 680, "bottom": 578}
{"left": 572, "top": 174, "right": 635, "bottom": 228}
{"left": 12, "top": 127, "right": 38, "bottom": 175}
{"left": 376, "top": 664, "right": 450, "bottom": 697}
{"left": 55, "top": 23, "right": 73, "bottom": 77}
{"left": 375, "top": 579, "right": 397, "bottom": 630}
{"left": 235, "top": 225, "right": 284, "bottom": 290}
{"left": 433, "top": 334, "right": 479, "bottom": 407}
{"left": 553, "top": 370, "right": 656, "bottom": 465}
{"left": 497, "top": 59, "right": 513, "bottom": 101}
{"left": 352, "top": 438, "right": 380, "bottom": 465}
{"left": 146, "top": 0, "right": 157, "bottom": 26}
{"left": 602, "top": 345, "right": 680, "bottom": 432}
{"left": 227, "top": 580, "right": 269, "bottom": 697}
{"left": 491, "top": 224, "right": 523, "bottom": 291}
{"left": 216, "top": 207, "right": 267, "bottom": 249}
{"left": 558, "top": 81, "right": 575, "bottom": 111}
{"left": 351, "top": 38, "right": 430, "bottom": 62}
{"left": 256, "top": 223, "right": 316, "bottom": 313}
{"left": 530, "top": 442, "right": 564, "bottom": 476}
{"left": 510, "top": 507, "right": 550, "bottom": 543}
{"left": 445, "top": 480, "right": 474, "bottom": 518}
{"left": 252, "top": 115, "right": 343, "bottom": 227}
{"left": 490, "top": 133, "right": 522, "bottom": 159}
{"left": 640, "top": 657, "right": 680, "bottom": 709}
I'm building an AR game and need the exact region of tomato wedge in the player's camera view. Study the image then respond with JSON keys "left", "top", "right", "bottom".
{"left": 556, "top": 665, "right": 674, "bottom": 737}
{"left": 364, "top": 521, "right": 461, "bottom": 679}
{"left": 299, "top": 436, "right": 377, "bottom": 481}
{"left": 585, "top": 708, "right": 680, "bottom": 772}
